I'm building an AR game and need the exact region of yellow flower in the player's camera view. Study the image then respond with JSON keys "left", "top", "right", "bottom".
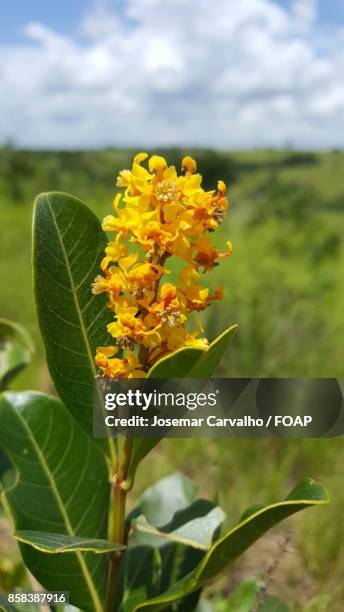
{"left": 193, "top": 236, "right": 232, "bottom": 271}
{"left": 149, "top": 155, "right": 168, "bottom": 175}
{"left": 102, "top": 206, "right": 141, "bottom": 236}
{"left": 92, "top": 271, "right": 124, "bottom": 301}
{"left": 92, "top": 152, "right": 232, "bottom": 377}
{"left": 133, "top": 220, "right": 174, "bottom": 253}
{"left": 182, "top": 156, "right": 197, "bottom": 175}
{"left": 147, "top": 283, "right": 186, "bottom": 329}
{"left": 179, "top": 265, "right": 199, "bottom": 284}
{"left": 116, "top": 170, "right": 131, "bottom": 188}
{"left": 95, "top": 346, "right": 145, "bottom": 378}
{"left": 107, "top": 310, "right": 144, "bottom": 350}
{"left": 181, "top": 285, "right": 209, "bottom": 311}
{"left": 217, "top": 180, "right": 227, "bottom": 195}
{"left": 127, "top": 262, "right": 163, "bottom": 286}
{"left": 100, "top": 241, "right": 127, "bottom": 271}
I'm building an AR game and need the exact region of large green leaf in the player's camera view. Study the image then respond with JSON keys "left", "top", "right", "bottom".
{"left": 114, "top": 545, "right": 161, "bottom": 612}
{"left": 14, "top": 531, "right": 125, "bottom": 554}
{"left": 33, "top": 192, "right": 116, "bottom": 463}
{"left": 127, "top": 325, "right": 238, "bottom": 482}
{"left": 130, "top": 473, "right": 225, "bottom": 550}
{"left": 133, "top": 479, "right": 328, "bottom": 611}
{"left": 131, "top": 508, "right": 222, "bottom": 551}
{"left": 131, "top": 504, "right": 224, "bottom": 612}
{"left": 128, "top": 473, "right": 225, "bottom": 612}
{"left": 0, "top": 391, "right": 110, "bottom": 612}
{"left": 0, "top": 319, "right": 33, "bottom": 392}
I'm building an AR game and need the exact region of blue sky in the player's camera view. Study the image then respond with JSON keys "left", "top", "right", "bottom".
{"left": 277, "top": 0, "right": 344, "bottom": 22}
{"left": 0, "top": 0, "right": 344, "bottom": 149}
{"left": 0, "top": 1, "right": 86, "bottom": 43}
{"left": 1, "top": 0, "right": 343, "bottom": 41}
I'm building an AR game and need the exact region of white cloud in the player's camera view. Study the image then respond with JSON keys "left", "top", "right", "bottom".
{"left": 291, "top": 0, "right": 316, "bottom": 31}
{"left": 0, "top": 0, "right": 343, "bottom": 148}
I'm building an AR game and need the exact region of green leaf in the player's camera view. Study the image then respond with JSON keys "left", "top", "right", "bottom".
{"left": 128, "top": 325, "right": 238, "bottom": 482}
{"left": 187, "top": 325, "right": 238, "bottom": 378}
{"left": 0, "top": 391, "right": 110, "bottom": 612}
{"left": 0, "top": 445, "right": 11, "bottom": 478}
{"left": 131, "top": 506, "right": 224, "bottom": 551}
{"left": 14, "top": 531, "right": 125, "bottom": 554}
{"left": 138, "top": 472, "right": 198, "bottom": 527}
{"left": 147, "top": 325, "right": 238, "bottom": 379}
{"left": 33, "top": 192, "right": 116, "bottom": 463}
{"left": 0, "top": 319, "right": 33, "bottom": 391}
{"left": 130, "top": 478, "right": 225, "bottom": 550}
{"left": 115, "top": 545, "right": 161, "bottom": 612}
{"left": 133, "top": 478, "right": 329, "bottom": 611}
{"left": 132, "top": 503, "right": 224, "bottom": 612}
{"left": 147, "top": 347, "right": 205, "bottom": 378}
{"left": 128, "top": 474, "right": 225, "bottom": 612}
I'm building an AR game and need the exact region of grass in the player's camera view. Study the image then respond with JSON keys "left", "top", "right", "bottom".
{"left": 0, "top": 147, "right": 343, "bottom": 610}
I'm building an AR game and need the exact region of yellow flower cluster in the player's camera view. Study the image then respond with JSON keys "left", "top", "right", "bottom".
{"left": 93, "top": 153, "right": 232, "bottom": 377}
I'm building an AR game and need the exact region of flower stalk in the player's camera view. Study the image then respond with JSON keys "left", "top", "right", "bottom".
{"left": 95, "top": 152, "right": 233, "bottom": 610}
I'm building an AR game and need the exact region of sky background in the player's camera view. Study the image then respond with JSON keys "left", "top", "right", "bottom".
{"left": 0, "top": 0, "right": 343, "bottom": 149}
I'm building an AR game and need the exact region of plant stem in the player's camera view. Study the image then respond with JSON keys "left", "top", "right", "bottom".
{"left": 105, "top": 255, "right": 166, "bottom": 610}
{"left": 105, "top": 436, "right": 133, "bottom": 612}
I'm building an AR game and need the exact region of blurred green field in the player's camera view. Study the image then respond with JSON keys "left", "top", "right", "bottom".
{"left": 0, "top": 146, "right": 343, "bottom": 610}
